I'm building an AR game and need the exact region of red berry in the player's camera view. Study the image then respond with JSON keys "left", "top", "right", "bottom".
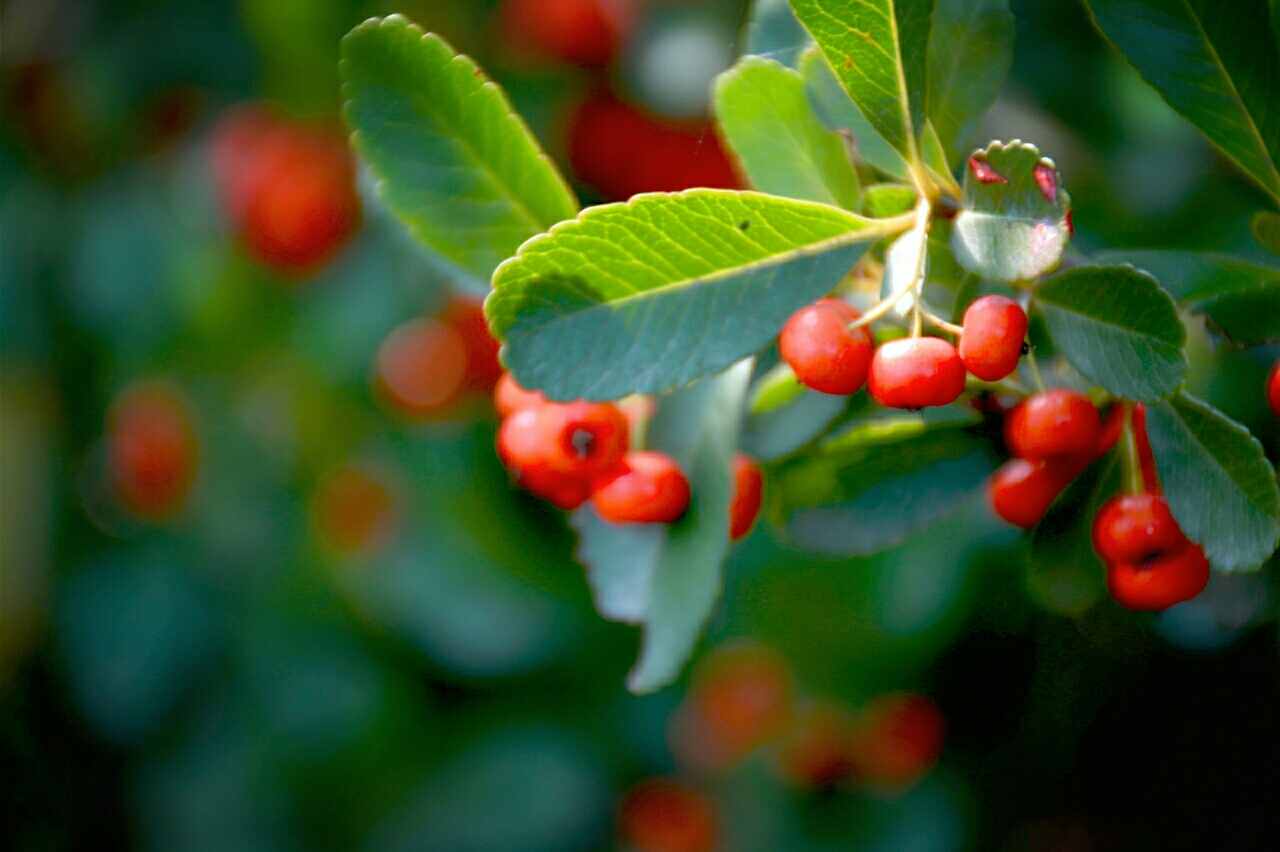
{"left": 591, "top": 450, "right": 690, "bottom": 524}
{"left": 107, "top": 382, "right": 198, "bottom": 521}
{"left": 778, "top": 703, "right": 854, "bottom": 788}
{"left": 1091, "top": 493, "right": 1188, "bottom": 565}
{"left": 778, "top": 299, "right": 874, "bottom": 395}
{"left": 442, "top": 295, "right": 504, "bottom": 394}
{"left": 867, "top": 337, "right": 967, "bottom": 409}
{"left": 1106, "top": 543, "right": 1211, "bottom": 612}
{"left": 1004, "top": 389, "right": 1102, "bottom": 460}
{"left": 312, "top": 463, "right": 398, "bottom": 555}
{"left": 497, "top": 400, "right": 629, "bottom": 509}
{"left": 617, "top": 779, "right": 717, "bottom": 852}
{"left": 988, "top": 457, "right": 1077, "bottom": 529}
{"left": 958, "top": 295, "right": 1028, "bottom": 381}
{"left": 375, "top": 318, "right": 469, "bottom": 419}
{"left": 496, "top": 0, "right": 638, "bottom": 68}
{"left": 847, "top": 692, "right": 945, "bottom": 790}
{"left": 1268, "top": 361, "right": 1280, "bottom": 419}
{"left": 729, "top": 452, "right": 763, "bottom": 541}
{"left": 494, "top": 372, "right": 546, "bottom": 417}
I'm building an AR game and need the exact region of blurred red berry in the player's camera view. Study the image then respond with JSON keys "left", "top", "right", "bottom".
{"left": 847, "top": 692, "right": 945, "bottom": 790}
{"left": 443, "top": 294, "right": 504, "bottom": 393}
{"left": 494, "top": 372, "right": 546, "bottom": 417}
{"left": 312, "top": 463, "right": 399, "bottom": 555}
{"left": 778, "top": 702, "right": 855, "bottom": 788}
{"left": 106, "top": 382, "right": 197, "bottom": 521}
{"left": 729, "top": 452, "right": 763, "bottom": 541}
{"left": 496, "top": 0, "right": 639, "bottom": 68}
{"left": 591, "top": 450, "right": 690, "bottom": 524}
{"left": 1268, "top": 361, "right": 1280, "bottom": 419}
{"left": 617, "top": 779, "right": 716, "bottom": 852}
{"left": 375, "top": 318, "right": 470, "bottom": 419}
{"left": 988, "top": 457, "right": 1077, "bottom": 529}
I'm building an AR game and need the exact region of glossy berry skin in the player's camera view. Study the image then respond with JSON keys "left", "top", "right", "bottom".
{"left": 958, "top": 295, "right": 1028, "bottom": 381}
{"left": 1004, "top": 389, "right": 1102, "bottom": 460}
{"left": 591, "top": 450, "right": 691, "bottom": 524}
{"left": 375, "top": 318, "right": 469, "bottom": 419}
{"left": 497, "top": 400, "right": 629, "bottom": 509}
{"left": 988, "top": 458, "right": 1075, "bottom": 529}
{"left": 847, "top": 692, "right": 945, "bottom": 790}
{"left": 1106, "top": 544, "right": 1211, "bottom": 612}
{"left": 1091, "top": 494, "right": 1187, "bottom": 566}
{"left": 778, "top": 299, "right": 873, "bottom": 395}
{"left": 107, "top": 383, "right": 197, "bottom": 521}
{"left": 617, "top": 779, "right": 716, "bottom": 852}
{"left": 867, "top": 337, "right": 967, "bottom": 410}
{"left": 1267, "top": 361, "right": 1280, "bottom": 419}
{"left": 729, "top": 452, "right": 764, "bottom": 541}
{"left": 494, "top": 372, "right": 546, "bottom": 417}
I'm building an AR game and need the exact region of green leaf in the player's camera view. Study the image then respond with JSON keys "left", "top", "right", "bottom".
{"left": 715, "top": 57, "right": 860, "bottom": 208}
{"left": 1145, "top": 392, "right": 1280, "bottom": 572}
{"left": 1085, "top": 0, "right": 1280, "bottom": 203}
{"left": 927, "top": 0, "right": 1015, "bottom": 164}
{"left": 488, "top": 190, "right": 903, "bottom": 401}
{"left": 920, "top": 120, "right": 963, "bottom": 197}
{"left": 952, "top": 140, "right": 1073, "bottom": 282}
{"left": 572, "top": 363, "right": 752, "bottom": 693}
{"left": 861, "top": 183, "right": 918, "bottom": 217}
{"left": 340, "top": 16, "right": 579, "bottom": 282}
{"left": 769, "top": 429, "right": 1000, "bottom": 555}
{"left": 1027, "top": 455, "right": 1121, "bottom": 616}
{"left": 799, "top": 46, "right": 910, "bottom": 181}
{"left": 744, "top": 364, "right": 855, "bottom": 461}
{"left": 744, "top": 0, "right": 811, "bottom": 67}
{"left": 1033, "top": 266, "right": 1187, "bottom": 402}
{"left": 1252, "top": 210, "right": 1280, "bottom": 256}
{"left": 789, "top": 0, "right": 935, "bottom": 163}
{"left": 1092, "top": 250, "right": 1280, "bottom": 344}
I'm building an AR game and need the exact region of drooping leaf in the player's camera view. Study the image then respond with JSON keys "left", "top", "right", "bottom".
{"left": 744, "top": 363, "right": 857, "bottom": 461}
{"left": 1253, "top": 211, "right": 1280, "bottom": 256}
{"left": 1027, "top": 455, "right": 1121, "bottom": 616}
{"left": 715, "top": 57, "right": 860, "bottom": 208}
{"left": 488, "top": 190, "right": 906, "bottom": 401}
{"left": 340, "top": 16, "right": 579, "bottom": 282}
{"left": 1092, "top": 250, "right": 1280, "bottom": 344}
{"left": 799, "top": 46, "right": 909, "bottom": 181}
{"left": 743, "top": 0, "right": 812, "bottom": 67}
{"left": 1145, "top": 392, "right": 1280, "bottom": 572}
{"left": 927, "top": 0, "right": 1016, "bottom": 164}
{"left": 952, "top": 140, "right": 1073, "bottom": 282}
{"left": 789, "top": 0, "right": 936, "bottom": 163}
{"left": 1033, "top": 266, "right": 1187, "bottom": 402}
{"left": 1085, "top": 0, "right": 1280, "bottom": 203}
{"left": 572, "top": 363, "right": 752, "bottom": 694}
{"left": 769, "top": 428, "right": 1001, "bottom": 556}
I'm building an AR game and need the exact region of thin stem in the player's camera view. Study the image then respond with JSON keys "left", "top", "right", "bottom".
{"left": 1119, "top": 403, "right": 1145, "bottom": 495}
{"left": 1024, "top": 347, "right": 1047, "bottom": 393}
{"left": 920, "top": 308, "right": 963, "bottom": 337}
{"left": 911, "top": 300, "right": 923, "bottom": 337}
{"left": 847, "top": 291, "right": 905, "bottom": 330}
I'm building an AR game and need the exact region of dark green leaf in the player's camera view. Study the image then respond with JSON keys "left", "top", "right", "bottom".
{"left": 1085, "top": 0, "right": 1280, "bottom": 203}
{"left": 1033, "top": 266, "right": 1187, "bottom": 402}
{"left": 789, "top": 0, "right": 936, "bottom": 163}
{"left": 952, "top": 140, "right": 1073, "bottom": 281}
{"left": 341, "top": 17, "right": 579, "bottom": 281}
{"left": 744, "top": 0, "right": 811, "bottom": 67}
{"left": 743, "top": 364, "right": 856, "bottom": 461}
{"left": 715, "top": 57, "right": 860, "bottom": 208}
{"left": 1027, "top": 456, "right": 1120, "bottom": 616}
{"left": 1145, "top": 392, "right": 1280, "bottom": 572}
{"left": 770, "top": 429, "right": 1000, "bottom": 555}
{"left": 799, "top": 46, "right": 910, "bottom": 180}
{"left": 488, "top": 190, "right": 907, "bottom": 401}
{"left": 1092, "top": 249, "right": 1280, "bottom": 344}
{"left": 927, "top": 0, "right": 1016, "bottom": 164}
{"left": 1252, "top": 210, "right": 1280, "bottom": 256}
{"left": 572, "top": 363, "right": 752, "bottom": 693}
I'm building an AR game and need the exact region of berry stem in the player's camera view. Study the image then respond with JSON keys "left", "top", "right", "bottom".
{"left": 919, "top": 308, "right": 963, "bottom": 337}
{"left": 1024, "top": 347, "right": 1047, "bottom": 393}
{"left": 1119, "top": 402, "right": 1145, "bottom": 496}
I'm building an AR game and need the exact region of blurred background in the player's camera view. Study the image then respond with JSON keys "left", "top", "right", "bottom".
{"left": 2, "top": 0, "right": 1279, "bottom": 850}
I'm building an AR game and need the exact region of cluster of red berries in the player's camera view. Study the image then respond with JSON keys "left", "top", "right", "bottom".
{"left": 375, "top": 296, "right": 504, "bottom": 420}
{"left": 779, "top": 294, "right": 1028, "bottom": 408}
{"left": 668, "top": 643, "right": 945, "bottom": 792}
{"left": 494, "top": 374, "right": 765, "bottom": 536}
{"left": 210, "top": 104, "right": 360, "bottom": 276}
{"left": 1092, "top": 492, "right": 1209, "bottom": 611}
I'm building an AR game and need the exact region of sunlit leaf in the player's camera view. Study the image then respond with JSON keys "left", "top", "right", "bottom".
{"left": 927, "top": 0, "right": 1015, "bottom": 164}
{"left": 799, "top": 46, "right": 910, "bottom": 180}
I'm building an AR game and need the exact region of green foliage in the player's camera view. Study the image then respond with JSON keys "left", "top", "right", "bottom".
{"left": 1033, "top": 266, "right": 1188, "bottom": 402}
{"left": 769, "top": 428, "right": 1000, "bottom": 555}
{"left": 1027, "top": 456, "right": 1121, "bottom": 616}
{"left": 487, "top": 191, "right": 904, "bottom": 401}
{"left": 1085, "top": 0, "right": 1280, "bottom": 203}
{"left": 1146, "top": 392, "right": 1280, "bottom": 572}
{"left": 715, "top": 57, "right": 861, "bottom": 208}
{"left": 340, "top": 17, "right": 579, "bottom": 282}
{"left": 1253, "top": 211, "right": 1280, "bottom": 256}
{"left": 927, "top": 0, "right": 1015, "bottom": 164}
{"left": 1093, "top": 250, "right": 1280, "bottom": 345}
{"left": 789, "top": 0, "right": 936, "bottom": 164}
{"left": 572, "top": 363, "right": 751, "bottom": 693}
{"left": 799, "top": 46, "right": 911, "bottom": 180}
{"left": 744, "top": 0, "right": 812, "bottom": 66}
{"left": 952, "top": 141, "right": 1072, "bottom": 282}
